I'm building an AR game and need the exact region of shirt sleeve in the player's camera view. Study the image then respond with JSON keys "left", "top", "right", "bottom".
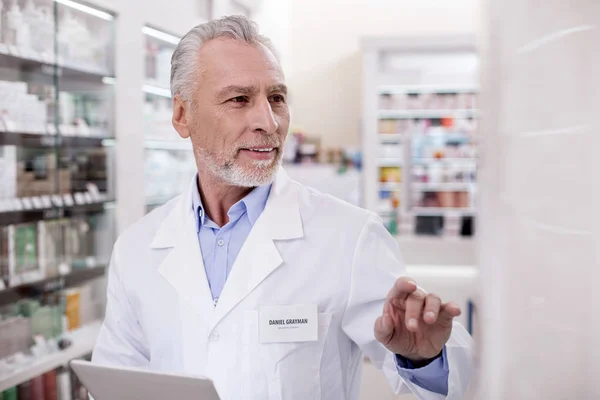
{"left": 395, "top": 346, "right": 449, "bottom": 396}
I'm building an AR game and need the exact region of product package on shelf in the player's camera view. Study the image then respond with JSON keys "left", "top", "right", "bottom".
{"left": 0, "top": 80, "right": 48, "bottom": 133}
{"left": 7, "top": 222, "right": 45, "bottom": 287}
{"left": 57, "top": 8, "right": 110, "bottom": 73}
{"left": 379, "top": 166, "right": 402, "bottom": 183}
{"left": 1, "top": 225, "right": 9, "bottom": 288}
{"left": 379, "top": 91, "right": 478, "bottom": 111}
{"left": 68, "top": 150, "right": 108, "bottom": 194}
{"left": 62, "top": 217, "right": 95, "bottom": 269}
{"left": 65, "top": 289, "right": 81, "bottom": 331}
{"left": 16, "top": 153, "right": 72, "bottom": 198}
{"left": 43, "top": 369, "right": 59, "bottom": 400}
{"left": 38, "top": 220, "right": 62, "bottom": 278}
{"left": 412, "top": 190, "right": 471, "bottom": 209}
{"left": 2, "top": 386, "right": 18, "bottom": 400}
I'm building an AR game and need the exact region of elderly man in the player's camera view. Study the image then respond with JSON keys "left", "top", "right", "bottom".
{"left": 92, "top": 15, "right": 473, "bottom": 399}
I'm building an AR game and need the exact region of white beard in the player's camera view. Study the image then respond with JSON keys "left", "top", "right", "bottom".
{"left": 196, "top": 147, "right": 281, "bottom": 188}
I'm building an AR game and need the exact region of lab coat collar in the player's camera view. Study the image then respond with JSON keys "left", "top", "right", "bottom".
{"left": 191, "top": 173, "right": 272, "bottom": 231}
{"left": 150, "top": 167, "right": 304, "bottom": 326}
{"left": 150, "top": 167, "right": 302, "bottom": 248}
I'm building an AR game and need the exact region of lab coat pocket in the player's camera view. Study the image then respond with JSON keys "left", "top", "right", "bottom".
{"left": 243, "top": 311, "right": 332, "bottom": 400}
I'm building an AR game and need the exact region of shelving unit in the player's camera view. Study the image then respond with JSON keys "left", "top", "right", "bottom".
{"left": 0, "top": 3, "right": 115, "bottom": 394}
{"left": 362, "top": 36, "right": 479, "bottom": 239}
{"left": 0, "top": 199, "right": 114, "bottom": 226}
{"left": 0, "top": 132, "right": 107, "bottom": 148}
{"left": 0, "top": 265, "right": 106, "bottom": 306}
{"left": 378, "top": 109, "right": 477, "bottom": 119}
{"left": 142, "top": 26, "right": 197, "bottom": 212}
{"left": 0, "top": 321, "right": 101, "bottom": 392}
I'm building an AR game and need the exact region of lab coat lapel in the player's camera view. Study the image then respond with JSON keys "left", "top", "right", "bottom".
{"left": 151, "top": 179, "right": 214, "bottom": 317}
{"left": 211, "top": 168, "right": 304, "bottom": 329}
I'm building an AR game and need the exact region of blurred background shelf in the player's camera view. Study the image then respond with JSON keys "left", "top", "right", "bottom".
{"left": 379, "top": 85, "right": 479, "bottom": 95}
{"left": 412, "top": 158, "right": 477, "bottom": 165}
{"left": 379, "top": 182, "right": 402, "bottom": 190}
{"left": 378, "top": 134, "right": 405, "bottom": 143}
{"left": 0, "top": 46, "right": 111, "bottom": 82}
{"left": 0, "top": 132, "right": 109, "bottom": 148}
{"left": 378, "top": 109, "right": 478, "bottom": 119}
{"left": 0, "top": 200, "right": 115, "bottom": 226}
{"left": 0, "top": 321, "right": 102, "bottom": 392}
{"left": 412, "top": 182, "right": 476, "bottom": 191}
{"left": 377, "top": 158, "right": 403, "bottom": 167}
{"left": 0, "top": 266, "right": 107, "bottom": 307}
{"left": 412, "top": 207, "right": 477, "bottom": 216}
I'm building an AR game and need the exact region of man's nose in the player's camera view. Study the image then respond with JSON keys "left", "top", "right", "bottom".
{"left": 249, "top": 97, "right": 279, "bottom": 134}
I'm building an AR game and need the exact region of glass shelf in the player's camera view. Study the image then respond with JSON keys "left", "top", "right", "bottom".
{"left": 0, "top": 0, "right": 116, "bottom": 292}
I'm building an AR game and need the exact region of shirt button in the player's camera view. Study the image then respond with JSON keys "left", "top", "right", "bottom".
{"left": 213, "top": 298, "right": 219, "bottom": 306}
{"left": 209, "top": 332, "right": 220, "bottom": 342}
{"left": 217, "top": 239, "right": 224, "bottom": 247}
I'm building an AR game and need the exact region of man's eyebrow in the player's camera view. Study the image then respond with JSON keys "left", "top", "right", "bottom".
{"left": 217, "top": 85, "right": 259, "bottom": 98}
{"left": 269, "top": 84, "right": 288, "bottom": 94}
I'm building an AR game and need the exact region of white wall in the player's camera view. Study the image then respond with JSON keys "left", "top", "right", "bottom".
{"left": 476, "top": 0, "right": 600, "bottom": 398}
{"left": 286, "top": 0, "right": 479, "bottom": 148}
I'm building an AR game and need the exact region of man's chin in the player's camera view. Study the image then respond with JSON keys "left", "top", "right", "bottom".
{"left": 223, "top": 161, "right": 279, "bottom": 187}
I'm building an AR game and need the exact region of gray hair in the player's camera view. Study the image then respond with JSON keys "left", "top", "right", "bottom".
{"left": 170, "top": 15, "right": 278, "bottom": 101}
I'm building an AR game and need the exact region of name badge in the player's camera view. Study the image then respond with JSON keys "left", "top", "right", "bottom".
{"left": 259, "top": 304, "right": 318, "bottom": 344}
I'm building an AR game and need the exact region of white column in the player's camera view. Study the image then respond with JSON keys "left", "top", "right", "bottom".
{"left": 114, "top": 9, "right": 145, "bottom": 234}
{"left": 476, "top": 0, "right": 600, "bottom": 398}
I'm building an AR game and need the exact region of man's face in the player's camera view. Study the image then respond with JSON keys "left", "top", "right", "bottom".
{"left": 180, "top": 37, "right": 290, "bottom": 187}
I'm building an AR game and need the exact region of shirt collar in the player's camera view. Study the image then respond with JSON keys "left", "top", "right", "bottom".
{"left": 192, "top": 174, "right": 271, "bottom": 232}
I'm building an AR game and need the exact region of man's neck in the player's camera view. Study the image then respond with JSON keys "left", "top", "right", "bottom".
{"left": 197, "top": 170, "right": 253, "bottom": 227}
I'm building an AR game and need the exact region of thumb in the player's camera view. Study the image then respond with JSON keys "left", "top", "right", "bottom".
{"left": 374, "top": 314, "right": 394, "bottom": 344}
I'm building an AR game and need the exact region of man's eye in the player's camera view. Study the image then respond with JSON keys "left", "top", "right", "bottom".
{"left": 271, "top": 94, "right": 285, "bottom": 103}
{"left": 230, "top": 96, "right": 248, "bottom": 103}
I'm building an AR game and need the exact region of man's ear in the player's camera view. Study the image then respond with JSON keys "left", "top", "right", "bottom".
{"left": 172, "top": 95, "right": 191, "bottom": 139}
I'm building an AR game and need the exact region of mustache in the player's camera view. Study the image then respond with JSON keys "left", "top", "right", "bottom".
{"left": 235, "top": 139, "right": 282, "bottom": 151}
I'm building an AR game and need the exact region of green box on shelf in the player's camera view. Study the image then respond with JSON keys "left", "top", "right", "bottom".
{"left": 19, "top": 298, "right": 41, "bottom": 317}
{"left": 2, "top": 386, "right": 18, "bottom": 400}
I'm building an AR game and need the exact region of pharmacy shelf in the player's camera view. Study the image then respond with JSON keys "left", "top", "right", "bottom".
{"left": 0, "top": 200, "right": 115, "bottom": 226}
{"left": 0, "top": 132, "right": 108, "bottom": 148}
{"left": 0, "top": 266, "right": 107, "bottom": 307}
{"left": 377, "top": 158, "right": 403, "bottom": 167}
{"left": 379, "top": 85, "right": 479, "bottom": 95}
{"left": 379, "top": 134, "right": 405, "bottom": 143}
{"left": 412, "top": 207, "right": 477, "bottom": 216}
{"left": 412, "top": 158, "right": 477, "bottom": 166}
{"left": 379, "top": 182, "right": 402, "bottom": 191}
{"left": 412, "top": 182, "right": 476, "bottom": 191}
{"left": 0, "top": 321, "right": 102, "bottom": 392}
{"left": 0, "top": 45, "right": 110, "bottom": 81}
{"left": 378, "top": 109, "right": 477, "bottom": 119}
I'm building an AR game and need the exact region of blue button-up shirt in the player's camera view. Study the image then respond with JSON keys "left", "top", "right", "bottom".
{"left": 192, "top": 176, "right": 449, "bottom": 395}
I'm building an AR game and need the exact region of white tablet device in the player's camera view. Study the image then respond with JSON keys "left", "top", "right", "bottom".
{"left": 69, "top": 360, "right": 220, "bottom": 400}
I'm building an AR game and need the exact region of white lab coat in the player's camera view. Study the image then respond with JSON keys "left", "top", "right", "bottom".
{"left": 92, "top": 168, "right": 473, "bottom": 400}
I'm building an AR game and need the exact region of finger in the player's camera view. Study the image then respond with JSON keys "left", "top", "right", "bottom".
{"left": 423, "top": 294, "right": 442, "bottom": 325}
{"left": 387, "top": 277, "right": 418, "bottom": 302}
{"left": 404, "top": 290, "right": 426, "bottom": 332}
{"left": 374, "top": 314, "right": 394, "bottom": 344}
{"left": 439, "top": 302, "right": 462, "bottom": 322}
